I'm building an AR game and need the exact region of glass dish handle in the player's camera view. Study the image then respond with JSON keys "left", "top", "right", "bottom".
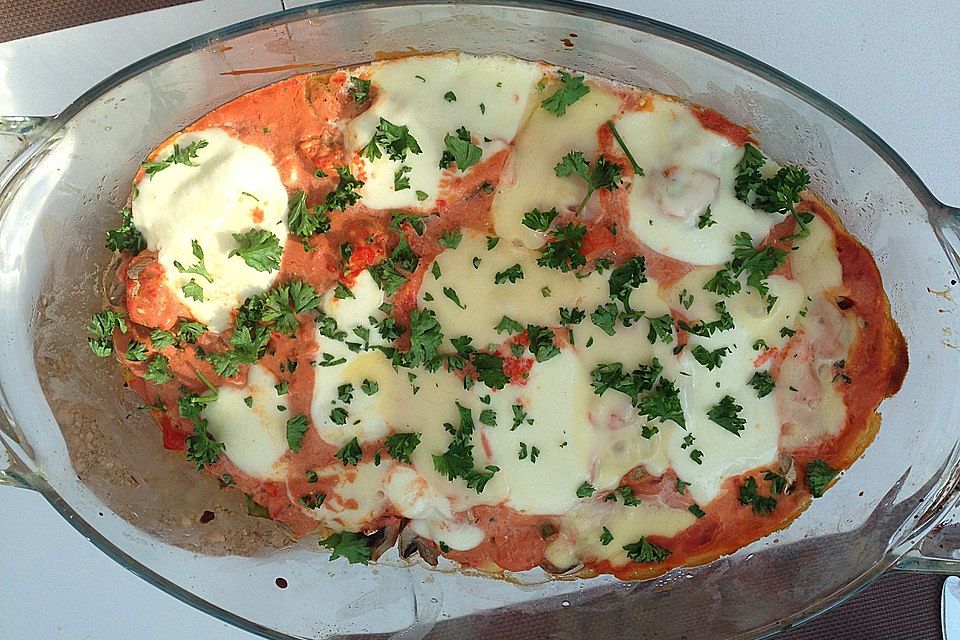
{"left": 0, "top": 115, "right": 53, "bottom": 174}
{"left": 931, "top": 203, "right": 960, "bottom": 279}
{"left": 896, "top": 486, "right": 960, "bottom": 573}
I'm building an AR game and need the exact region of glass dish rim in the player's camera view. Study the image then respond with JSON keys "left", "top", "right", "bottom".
{"left": 1, "top": 1, "right": 955, "bottom": 638}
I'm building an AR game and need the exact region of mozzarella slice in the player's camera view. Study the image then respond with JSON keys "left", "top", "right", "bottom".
{"left": 345, "top": 53, "right": 542, "bottom": 210}
{"left": 203, "top": 364, "right": 290, "bottom": 479}
{"left": 133, "top": 127, "right": 289, "bottom": 332}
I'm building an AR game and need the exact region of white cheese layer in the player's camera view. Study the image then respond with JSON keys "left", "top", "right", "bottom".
{"left": 203, "top": 364, "right": 290, "bottom": 479}
{"left": 310, "top": 271, "right": 390, "bottom": 447}
{"left": 346, "top": 53, "right": 542, "bottom": 210}
{"left": 491, "top": 80, "right": 621, "bottom": 248}
{"left": 619, "top": 96, "right": 778, "bottom": 266}
{"left": 132, "top": 128, "right": 289, "bottom": 332}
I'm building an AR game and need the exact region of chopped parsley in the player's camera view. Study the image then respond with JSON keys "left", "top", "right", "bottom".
{"left": 439, "top": 126, "right": 482, "bottom": 172}
{"left": 385, "top": 432, "right": 421, "bottom": 463}
{"left": 432, "top": 403, "right": 499, "bottom": 493}
{"left": 554, "top": 151, "right": 623, "bottom": 215}
{"left": 637, "top": 378, "right": 685, "bottom": 428}
{"left": 86, "top": 310, "right": 127, "bottom": 357}
{"left": 749, "top": 370, "right": 776, "bottom": 398}
{"left": 688, "top": 504, "right": 706, "bottom": 519}
{"left": 495, "top": 315, "right": 523, "bottom": 335}
{"left": 494, "top": 264, "right": 524, "bottom": 284}
{"left": 149, "top": 329, "right": 176, "bottom": 351}
{"left": 393, "top": 165, "right": 412, "bottom": 191}
{"left": 335, "top": 437, "right": 363, "bottom": 466}
{"left": 730, "top": 232, "right": 787, "bottom": 299}
{"left": 606, "top": 120, "right": 643, "bottom": 175}
{"left": 521, "top": 207, "right": 559, "bottom": 232}
{"left": 442, "top": 286, "right": 466, "bottom": 309}
{"left": 105, "top": 208, "right": 146, "bottom": 254}
{"left": 362, "top": 117, "right": 422, "bottom": 162}
{"left": 526, "top": 325, "right": 559, "bottom": 362}
{"left": 319, "top": 531, "right": 372, "bottom": 565}
{"left": 538, "top": 222, "right": 587, "bottom": 272}
{"left": 704, "top": 268, "right": 741, "bottom": 297}
{"left": 623, "top": 537, "right": 671, "bottom": 563}
{"left": 576, "top": 482, "right": 596, "bottom": 498}
{"left": 646, "top": 314, "right": 674, "bottom": 345}
{"left": 559, "top": 307, "right": 585, "bottom": 326}
{"left": 697, "top": 206, "right": 717, "bottom": 229}
{"left": 691, "top": 345, "right": 730, "bottom": 370}
{"left": 143, "top": 355, "right": 172, "bottom": 384}
{"left": 540, "top": 71, "right": 590, "bottom": 117}
{"left": 287, "top": 190, "right": 331, "bottom": 237}
{"left": 348, "top": 76, "right": 371, "bottom": 103}
{"left": 738, "top": 476, "right": 777, "bottom": 515}
{"left": 678, "top": 289, "right": 694, "bottom": 309}
{"left": 439, "top": 228, "right": 463, "bottom": 249}
{"left": 182, "top": 280, "right": 203, "bottom": 301}
{"left": 608, "top": 256, "right": 647, "bottom": 304}
{"left": 228, "top": 229, "right": 282, "bottom": 272}
{"left": 478, "top": 409, "right": 497, "bottom": 427}
{"left": 361, "top": 379, "right": 379, "bottom": 396}
{"left": 806, "top": 459, "right": 839, "bottom": 497}
{"left": 286, "top": 414, "right": 309, "bottom": 452}
{"left": 444, "top": 91, "right": 457, "bottom": 102}
{"left": 174, "top": 239, "right": 213, "bottom": 283}
{"left": 142, "top": 139, "right": 208, "bottom": 177}
{"left": 590, "top": 303, "right": 619, "bottom": 336}
{"left": 679, "top": 302, "right": 734, "bottom": 338}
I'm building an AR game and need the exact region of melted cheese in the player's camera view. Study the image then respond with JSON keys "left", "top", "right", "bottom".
{"left": 619, "top": 96, "right": 779, "bottom": 266}
{"left": 132, "top": 128, "right": 288, "bottom": 331}
{"left": 310, "top": 271, "right": 390, "bottom": 447}
{"left": 203, "top": 364, "right": 290, "bottom": 479}
{"left": 492, "top": 81, "right": 621, "bottom": 247}
{"left": 346, "top": 54, "right": 542, "bottom": 210}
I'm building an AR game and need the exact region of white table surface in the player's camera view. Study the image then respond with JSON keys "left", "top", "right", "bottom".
{"left": 1, "top": 1, "right": 957, "bottom": 638}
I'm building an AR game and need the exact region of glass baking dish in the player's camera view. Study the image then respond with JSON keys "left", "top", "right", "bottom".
{"left": 1, "top": 2, "right": 959, "bottom": 638}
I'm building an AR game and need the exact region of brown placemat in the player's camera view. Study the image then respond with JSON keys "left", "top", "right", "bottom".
{"left": 0, "top": 1, "right": 949, "bottom": 638}
{"left": 0, "top": 0, "right": 203, "bottom": 43}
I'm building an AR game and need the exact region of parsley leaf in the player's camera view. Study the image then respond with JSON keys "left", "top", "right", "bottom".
{"left": 646, "top": 314, "right": 674, "bottom": 345}
{"left": 679, "top": 302, "right": 734, "bottom": 337}
{"left": 704, "top": 268, "right": 741, "bottom": 297}
{"left": 286, "top": 414, "right": 309, "bottom": 452}
{"left": 143, "top": 355, "right": 172, "bottom": 384}
{"left": 730, "top": 232, "right": 787, "bottom": 299}
{"left": 444, "top": 91, "right": 457, "bottom": 102}
{"left": 707, "top": 395, "right": 746, "bottom": 435}
{"left": 806, "top": 459, "right": 838, "bottom": 498}
{"left": 319, "top": 531, "right": 372, "bottom": 565}
{"left": 363, "top": 117, "right": 422, "bottom": 162}
{"left": 335, "top": 437, "right": 363, "bottom": 466}
{"left": 182, "top": 280, "right": 204, "bottom": 301}
{"left": 554, "top": 151, "right": 623, "bottom": 215}
{"left": 174, "top": 239, "right": 213, "bottom": 283}
{"left": 87, "top": 310, "right": 127, "bottom": 357}
{"left": 494, "top": 264, "right": 524, "bottom": 284}
{"left": 606, "top": 120, "right": 643, "bottom": 175}
{"left": 559, "top": 307, "right": 585, "bottom": 326}
{"left": 286, "top": 190, "right": 331, "bottom": 238}
{"left": 749, "top": 370, "right": 775, "bottom": 398}
{"left": 526, "top": 325, "right": 559, "bottom": 362}
{"left": 637, "top": 378, "right": 685, "bottom": 428}
{"left": 229, "top": 229, "right": 283, "bottom": 272}
{"left": 402, "top": 309, "right": 443, "bottom": 370}
{"left": 590, "top": 302, "right": 619, "bottom": 336}
{"left": 442, "top": 286, "right": 466, "bottom": 309}
{"left": 439, "top": 228, "right": 463, "bottom": 249}
{"left": 322, "top": 166, "right": 364, "bottom": 212}
{"left": 590, "top": 359, "right": 662, "bottom": 407}
{"left": 259, "top": 280, "right": 321, "bottom": 335}
{"left": 697, "top": 206, "right": 717, "bottom": 229}
{"left": 577, "top": 482, "right": 596, "bottom": 498}
{"left": 348, "top": 76, "right": 371, "bottom": 103}
{"left": 393, "top": 165, "right": 411, "bottom": 191}
{"left": 738, "top": 476, "right": 777, "bottom": 514}
{"left": 600, "top": 527, "right": 614, "bottom": 546}
{"left": 538, "top": 222, "right": 587, "bottom": 272}
{"left": 540, "top": 71, "right": 590, "bottom": 117}
{"left": 105, "top": 208, "right": 146, "bottom": 254}
{"left": 691, "top": 345, "right": 730, "bottom": 370}
{"left": 495, "top": 315, "right": 523, "bottom": 335}
{"left": 521, "top": 207, "right": 559, "bottom": 232}
{"left": 142, "top": 139, "right": 208, "bottom": 177}
{"left": 608, "top": 257, "right": 647, "bottom": 304}
{"left": 439, "top": 127, "right": 482, "bottom": 172}
{"left": 623, "top": 537, "right": 671, "bottom": 563}
{"left": 385, "top": 432, "right": 421, "bottom": 463}
{"left": 734, "top": 143, "right": 766, "bottom": 200}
